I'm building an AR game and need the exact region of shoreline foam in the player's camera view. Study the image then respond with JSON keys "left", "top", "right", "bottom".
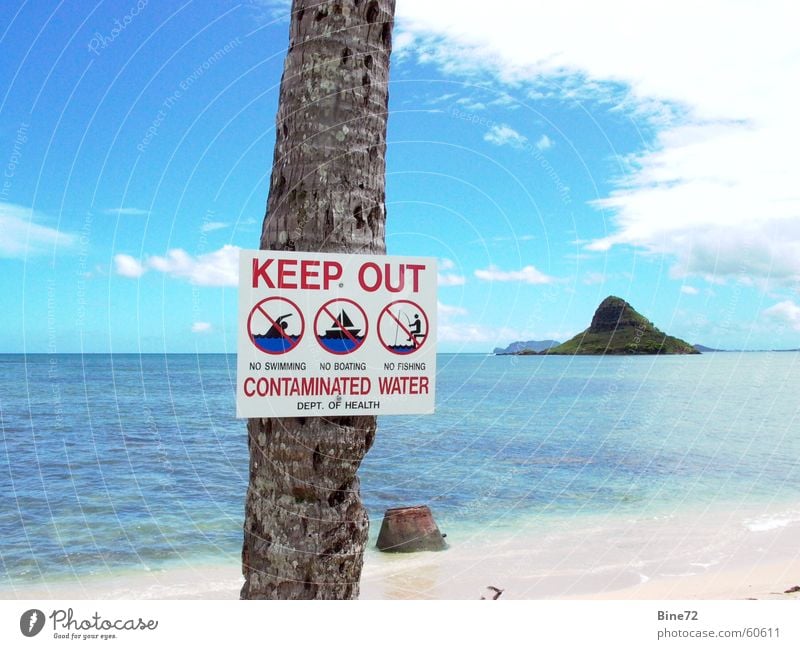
{"left": 4, "top": 503, "right": 799, "bottom": 601}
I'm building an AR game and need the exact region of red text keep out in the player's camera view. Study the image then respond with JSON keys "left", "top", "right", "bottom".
{"left": 252, "top": 258, "right": 426, "bottom": 293}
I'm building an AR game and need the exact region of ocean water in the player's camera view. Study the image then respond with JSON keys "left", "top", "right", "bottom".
{"left": 1, "top": 352, "right": 800, "bottom": 587}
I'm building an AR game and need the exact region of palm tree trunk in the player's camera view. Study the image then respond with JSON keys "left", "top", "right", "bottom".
{"left": 241, "top": 0, "right": 395, "bottom": 599}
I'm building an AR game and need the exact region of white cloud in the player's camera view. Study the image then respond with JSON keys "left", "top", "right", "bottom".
{"left": 484, "top": 124, "right": 527, "bottom": 148}
{"left": 0, "top": 202, "right": 75, "bottom": 258}
{"left": 583, "top": 272, "right": 607, "bottom": 286}
{"left": 435, "top": 295, "right": 556, "bottom": 346}
{"left": 680, "top": 285, "right": 699, "bottom": 295}
{"left": 457, "top": 98, "right": 487, "bottom": 111}
{"left": 474, "top": 264, "right": 555, "bottom": 284}
{"left": 437, "top": 301, "right": 468, "bottom": 318}
{"left": 438, "top": 323, "right": 536, "bottom": 345}
{"left": 147, "top": 244, "right": 239, "bottom": 286}
{"left": 191, "top": 322, "right": 212, "bottom": 333}
{"left": 428, "top": 92, "right": 458, "bottom": 105}
{"left": 436, "top": 299, "right": 499, "bottom": 344}
{"left": 438, "top": 323, "right": 491, "bottom": 344}
{"left": 395, "top": 0, "right": 800, "bottom": 285}
{"left": 436, "top": 258, "right": 466, "bottom": 286}
{"left": 762, "top": 300, "right": 800, "bottom": 331}
{"left": 396, "top": 1, "right": 790, "bottom": 119}
{"left": 536, "top": 134, "right": 553, "bottom": 151}
{"left": 246, "top": 0, "right": 292, "bottom": 23}
{"left": 436, "top": 299, "right": 513, "bottom": 345}
{"left": 586, "top": 122, "right": 800, "bottom": 284}
{"left": 438, "top": 272, "right": 466, "bottom": 286}
{"left": 393, "top": 30, "right": 416, "bottom": 55}
{"left": 114, "top": 244, "right": 240, "bottom": 286}
{"left": 200, "top": 221, "right": 230, "bottom": 233}
{"left": 104, "top": 207, "right": 149, "bottom": 217}
{"left": 114, "top": 254, "right": 146, "bottom": 278}
{"left": 490, "top": 94, "right": 517, "bottom": 108}
{"left": 469, "top": 234, "right": 538, "bottom": 245}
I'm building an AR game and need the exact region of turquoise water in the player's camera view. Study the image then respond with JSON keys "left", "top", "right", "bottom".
{"left": 1, "top": 352, "right": 799, "bottom": 585}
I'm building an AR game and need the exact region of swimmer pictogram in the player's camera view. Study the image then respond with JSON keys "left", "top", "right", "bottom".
{"left": 247, "top": 296, "right": 304, "bottom": 354}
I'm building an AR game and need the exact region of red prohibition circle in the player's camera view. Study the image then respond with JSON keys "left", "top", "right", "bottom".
{"left": 246, "top": 296, "right": 305, "bottom": 355}
{"left": 377, "top": 299, "right": 429, "bottom": 355}
{"left": 314, "top": 298, "right": 369, "bottom": 355}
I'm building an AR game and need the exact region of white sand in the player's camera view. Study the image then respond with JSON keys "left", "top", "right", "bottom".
{"left": 3, "top": 504, "right": 800, "bottom": 600}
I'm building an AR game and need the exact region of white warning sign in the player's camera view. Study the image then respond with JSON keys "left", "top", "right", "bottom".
{"left": 236, "top": 249, "right": 437, "bottom": 418}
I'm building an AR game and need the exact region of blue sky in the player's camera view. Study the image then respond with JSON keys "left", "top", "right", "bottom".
{"left": 1, "top": 0, "right": 798, "bottom": 353}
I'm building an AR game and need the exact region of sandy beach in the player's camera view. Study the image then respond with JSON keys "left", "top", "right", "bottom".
{"left": 4, "top": 504, "right": 799, "bottom": 601}
{"left": 3, "top": 549, "right": 798, "bottom": 602}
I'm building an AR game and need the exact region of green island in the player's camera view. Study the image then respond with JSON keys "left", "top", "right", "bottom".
{"left": 508, "top": 296, "right": 699, "bottom": 356}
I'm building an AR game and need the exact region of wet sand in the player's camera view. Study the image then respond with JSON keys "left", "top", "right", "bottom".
{"left": 4, "top": 503, "right": 799, "bottom": 601}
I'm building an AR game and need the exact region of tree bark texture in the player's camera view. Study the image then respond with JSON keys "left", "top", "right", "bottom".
{"left": 241, "top": 0, "right": 395, "bottom": 599}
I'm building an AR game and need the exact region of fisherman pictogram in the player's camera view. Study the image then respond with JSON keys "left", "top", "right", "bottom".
{"left": 406, "top": 313, "right": 424, "bottom": 341}
{"left": 378, "top": 300, "right": 429, "bottom": 355}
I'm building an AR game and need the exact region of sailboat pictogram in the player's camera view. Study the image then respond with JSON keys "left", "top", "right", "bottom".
{"left": 324, "top": 310, "right": 361, "bottom": 339}
{"left": 314, "top": 299, "right": 368, "bottom": 355}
